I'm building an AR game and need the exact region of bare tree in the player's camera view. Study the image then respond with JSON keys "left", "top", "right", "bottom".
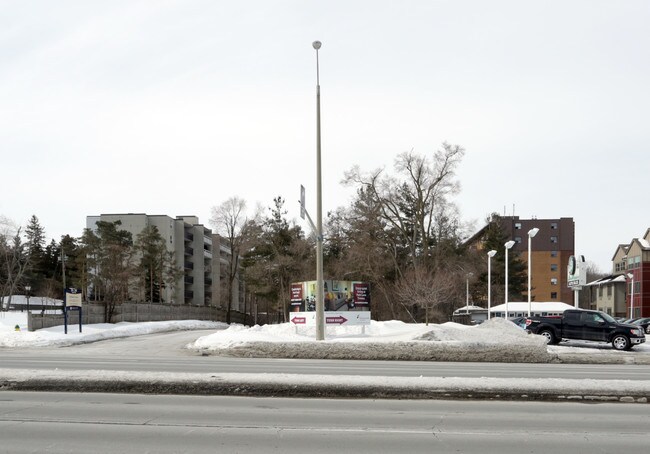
{"left": 0, "top": 225, "right": 30, "bottom": 311}
{"left": 340, "top": 144, "right": 466, "bottom": 320}
{"left": 210, "top": 197, "right": 261, "bottom": 323}
{"left": 344, "top": 143, "right": 464, "bottom": 270}
{"left": 395, "top": 267, "right": 457, "bottom": 324}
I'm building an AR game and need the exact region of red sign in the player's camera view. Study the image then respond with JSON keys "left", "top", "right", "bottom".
{"left": 291, "top": 316, "right": 306, "bottom": 325}
{"left": 326, "top": 316, "right": 348, "bottom": 325}
{"left": 353, "top": 283, "right": 370, "bottom": 306}
{"left": 291, "top": 283, "right": 303, "bottom": 302}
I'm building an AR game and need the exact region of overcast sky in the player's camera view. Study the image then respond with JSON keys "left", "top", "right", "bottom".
{"left": 1, "top": 0, "right": 648, "bottom": 272}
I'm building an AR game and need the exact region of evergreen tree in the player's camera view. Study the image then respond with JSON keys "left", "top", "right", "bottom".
{"left": 81, "top": 221, "right": 134, "bottom": 322}
{"left": 24, "top": 215, "right": 47, "bottom": 292}
{"left": 473, "top": 214, "right": 528, "bottom": 306}
{"left": 134, "top": 225, "right": 167, "bottom": 303}
{"left": 243, "top": 197, "right": 311, "bottom": 321}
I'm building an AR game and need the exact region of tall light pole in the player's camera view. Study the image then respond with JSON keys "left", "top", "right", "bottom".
{"left": 627, "top": 272, "right": 635, "bottom": 319}
{"left": 504, "top": 240, "right": 515, "bottom": 319}
{"left": 487, "top": 250, "right": 497, "bottom": 320}
{"left": 313, "top": 40, "right": 325, "bottom": 341}
{"left": 465, "top": 272, "right": 473, "bottom": 313}
{"left": 527, "top": 228, "right": 539, "bottom": 317}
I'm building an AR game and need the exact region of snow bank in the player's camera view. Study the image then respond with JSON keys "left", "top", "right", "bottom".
{"left": 189, "top": 318, "right": 552, "bottom": 363}
{"left": 0, "top": 312, "right": 226, "bottom": 348}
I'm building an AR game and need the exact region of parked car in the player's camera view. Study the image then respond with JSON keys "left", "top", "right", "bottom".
{"left": 632, "top": 317, "right": 650, "bottom": 334}
{"left": 525, "top": 309, "right": 646, "bottom": 351}
{"left": 508, "top": 316, "right": 528, "bottom": 330}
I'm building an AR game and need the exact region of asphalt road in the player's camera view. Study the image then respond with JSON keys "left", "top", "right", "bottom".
{"left": 1, "top": 330, "right": 650, "bottom": 381}
{"left": 1, "top": 391, "right": 648, "bottom": 454}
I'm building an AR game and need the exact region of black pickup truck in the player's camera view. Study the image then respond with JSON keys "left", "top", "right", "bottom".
{"left": 525, "top": 309, "right": 646, "bottom": 351}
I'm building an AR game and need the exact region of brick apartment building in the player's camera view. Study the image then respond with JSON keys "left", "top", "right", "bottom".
{"left": 467, "top": 216, "right": 576, "bottom": 305}
{"left": 588, "top": 228, "right": 650, "bottom": 318}
{"left": 500, "top": 216, "right": 575, "bottom": 304}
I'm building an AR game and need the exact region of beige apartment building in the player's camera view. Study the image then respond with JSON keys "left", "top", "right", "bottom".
{"left": 86, "top": 213, "right": 244, "bottom": 311}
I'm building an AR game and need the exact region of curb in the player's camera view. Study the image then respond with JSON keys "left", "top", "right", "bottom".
{"left": 2, "top": 370, "right": 649, "bottom": 404}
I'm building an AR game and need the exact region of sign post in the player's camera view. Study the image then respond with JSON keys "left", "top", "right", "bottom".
{"left": 64, "top": 288, "right": 83, "bottom": 334}
{"left": 567, "top": 255, "right": 586, "bottom": 308}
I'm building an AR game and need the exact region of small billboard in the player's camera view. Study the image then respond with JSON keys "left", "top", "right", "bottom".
{"left": 290, "top": 280, "right": 370, "bottom": 312}
{"left": 65, "top": 288, "right": 83, "bottom": 307}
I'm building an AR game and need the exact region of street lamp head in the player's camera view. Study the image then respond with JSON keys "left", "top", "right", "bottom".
{"left": 528, "top": 227, "right": 539, "bottom": 238}
{"left": 312, "top": 41, "right": 322, "bottom": 50}
{"left": 627, "top": 273, "right": 634, "bottom": 279}
{"left": 467, "top": 272, "right": 474, "bottom": 277}
{"left": 487, "top": 250, "right": 497, "bottom": 258}
{"left": 504, "top": 240, "right": 515, "bottom": 249}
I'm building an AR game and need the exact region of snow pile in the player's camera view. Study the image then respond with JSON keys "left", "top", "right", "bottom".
{"left": 0, "top": 312, "right": 226, "bottom": 348}
{"left": 188, "top": 318, "right": 551, "bottom": 363}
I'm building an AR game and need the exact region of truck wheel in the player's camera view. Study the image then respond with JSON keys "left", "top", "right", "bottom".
{"left": 612, "top": 335, "right": 631, "bottom": 351}
{"left": 539, "top": 330, "right": 557, "bottom": 345}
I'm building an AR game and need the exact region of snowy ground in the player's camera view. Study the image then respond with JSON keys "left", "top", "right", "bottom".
{"left": 2, "top": 307, "right": 650, "bottom": 362}
{"left": 3, "top": 306, "right": 650, "bottom": 400}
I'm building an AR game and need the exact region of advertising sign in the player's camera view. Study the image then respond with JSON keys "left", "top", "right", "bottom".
{"left": 290, "top": 280, "right": 371, "bottom": 312}
{"left": 290, "top": 283, "right": 304, "bottom": 310}
{"left": 567, "top": 255, "right": 587, "bottom": 288}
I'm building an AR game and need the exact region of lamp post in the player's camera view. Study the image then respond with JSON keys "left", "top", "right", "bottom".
{"left": 487, "top": 250, "right": 497, "bottom": 320}
{"left": 504, "top": 240, "right": 515, "bottom": 319}
{"left": 527, "top": 228, "right": 539, "bottom": 317}
{"left": 25, "top": 285, "right": 31, "bottom": 313}
{"left": 627, "top": 272, "right": 634, "bottom": 319}
{"left": 465, "top": 272, "right": 473, "bottom": 313}
{"left": 312, "top": 40, "right": 325, "bottom": 341}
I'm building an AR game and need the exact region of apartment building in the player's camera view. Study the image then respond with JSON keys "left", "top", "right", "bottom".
{"left": 500, "top": 216, "right": 575, "bottom": 305}
{"left": 85, "top": 213, "right": 244, "bottom": 310}
{"left": 589, "top": 228, "right": 650, "bottom": 318}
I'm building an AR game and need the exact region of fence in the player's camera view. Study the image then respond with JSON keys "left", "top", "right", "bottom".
{"left": 27, "top": 302, "right": 251, "bottom": 331}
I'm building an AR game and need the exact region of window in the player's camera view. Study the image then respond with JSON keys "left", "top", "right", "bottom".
{"left": 598, "top": 286, "right": 603, "bottom": 297}
{"left": 607, "top": 285, "right": 612, "bottom": 297}
{"left": 515, "top": 222, "right": 522, "bottom": 230}
{"left": 551, "top": 278, "right": 557, "bottom": 285}
{"left": 550, "top": 236, "right": 558, "bottom": 243}
{"left": 515, "top": 236, "right": 522, "bottom": 244}
{"left": 551, "top": 222, "right": 558, "bottom": 229}
{"left": 550, "top": 292, "right": 557, "bottom": 299}
{"left": 564, "top": 311, "right": 579, "bottom": 322}
{"left": 550, "top": 251, "right": 558, "bottom": 257}
{"left": 550, "top": 264, "right": 558, "bottom": 271}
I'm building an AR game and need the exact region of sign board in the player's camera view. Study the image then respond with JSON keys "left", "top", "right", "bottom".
{"left": 290, "top": 280, "right": 371, "bottom": 312}
{"left": 290, "top": 311, "right": 371, "bottom": 326}
{"left": 65, "top": 288, "right": 83, "bottom": 307}
{"left": 300, "top": 185, "right": 306, "bottom": 220}
{"left": 567, "top": 255, "right": 587, "bottom": 288}
{"left": 64, "top": 288, "right": 83, "bottom": 334}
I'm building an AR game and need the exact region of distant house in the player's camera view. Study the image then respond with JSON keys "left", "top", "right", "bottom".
{"left": 588, "top": 228, "right": 650, "bottom": 318}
